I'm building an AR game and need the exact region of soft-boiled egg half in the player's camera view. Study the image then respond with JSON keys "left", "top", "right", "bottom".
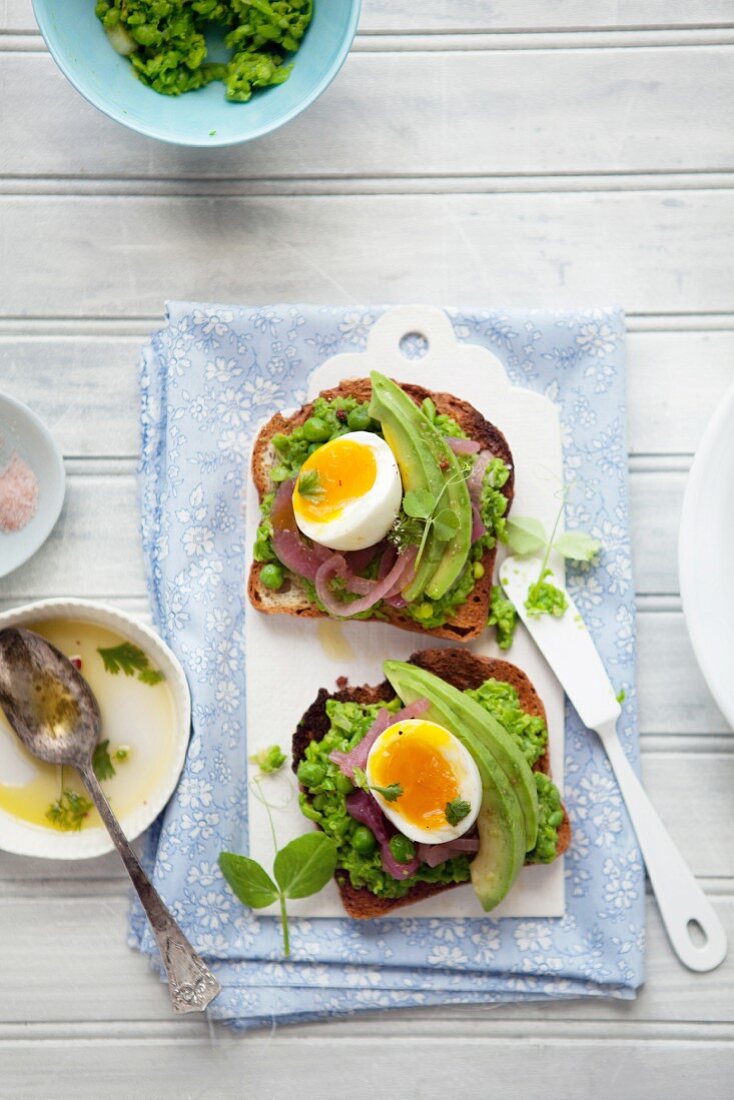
{"left": 292, "top": 431, "right": 402, "bottom": 552}
{"left": 366, "top": 718, "right": 482, "bottom": 844}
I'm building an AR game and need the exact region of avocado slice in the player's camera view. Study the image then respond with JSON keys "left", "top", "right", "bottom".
{"left": 369, "top": 372, "right": 473, "bottom": 600}
{"left": 466, "top": 740, "right": 526, "bottom": 912}
{"left": 369, "top": 371, "right": 446, "bottom": 598}
{"left": 383, "top": 659, "right": 526, "bottom": 911}
{"left": 423, "top": 447, "right": 472, "bottom": 602}
{"left": 384, "top": 660, "right": 539, "bottom": 851}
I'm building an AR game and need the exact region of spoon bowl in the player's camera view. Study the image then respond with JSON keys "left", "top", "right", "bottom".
{"left": 0, "top": 628, "right": 99, "bottom": 767}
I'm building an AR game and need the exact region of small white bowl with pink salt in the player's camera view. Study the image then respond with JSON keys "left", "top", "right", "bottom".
{"left": 0, "top": 392, "right": 65, "bottom": 579}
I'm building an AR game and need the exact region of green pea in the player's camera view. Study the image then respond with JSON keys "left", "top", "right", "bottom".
{"left": 303, "top": 416, "right": 331, "bottom": 443}
{"left": 414, "top": 602, "right": 434, "bottom": 621}
{"left": 548, "top": 809, "right": 564, "bottom": 828}
{"left": 311, "top": 793, "right": 327, "bottom": 812}
{"left": 473, "top": 562, "right": 485, "bottom": 580}
{"left": 335, "top": 773, "right": 354, "bottom": 795}
{"left": 388, "top": 834, "right": 416, "bottom": 864}
{"left": 347, "top": 406, "right": 371, "bottom": 432}
{"left": 260, "top": 563, "right": 284, "bottom": 591}
{"left": 351, "top": 825, "right": 377, "bottom": 855}
{"left": 297, "top": 760, "right": 326, "bottom": 788}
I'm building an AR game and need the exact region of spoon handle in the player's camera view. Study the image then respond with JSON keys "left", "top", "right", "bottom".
{"left": 78, "top": 762, "right": 221, "bottom": 1014}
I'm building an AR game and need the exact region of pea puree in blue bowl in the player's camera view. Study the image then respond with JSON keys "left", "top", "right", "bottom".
{"left": 32, "top": 1, "right": 361, "bottom": 147}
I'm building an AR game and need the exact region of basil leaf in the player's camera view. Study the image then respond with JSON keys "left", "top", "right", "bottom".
{"left": 504, "top": 517, "right": 547, "bottom": 556}
{"left": 553, "top": 531, "right": 601, "bottom": 562}
{"left": 403, "top": 489, "right": 435, "bottom": 519}
{"left": 433, "top": 507, "right": 459, "bottom": 542}
{"left": 218, "top": 852, "right": 278, "bottom": 909}
{"left": 273, "top": 832, "right": 338, "bottom": 900}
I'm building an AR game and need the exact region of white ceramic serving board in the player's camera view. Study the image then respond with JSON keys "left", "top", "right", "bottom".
{"left": 245, "top": 306, "right": 565, "bottom": 919}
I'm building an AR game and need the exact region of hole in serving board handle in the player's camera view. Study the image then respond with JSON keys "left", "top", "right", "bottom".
{"left": 398, "top": 331, "right": 429, "bottom": 360}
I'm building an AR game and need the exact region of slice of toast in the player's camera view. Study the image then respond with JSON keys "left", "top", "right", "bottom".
{"left": 248, "top": 378, "right": 514, "bottom": 641}
{"left": 292, "top": 647, "right": 571, "bottom": 919}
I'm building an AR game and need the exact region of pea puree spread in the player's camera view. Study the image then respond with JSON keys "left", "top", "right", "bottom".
{"left": 95, "top": 0, "right": 313, "bottom": 101}
{"left": 297, "top": 680, "right": 563, "bottom": 899}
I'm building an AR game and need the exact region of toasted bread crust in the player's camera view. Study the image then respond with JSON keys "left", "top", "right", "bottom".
{"left": 248, "top": 378, "right": 514, "bottom": 641}
{"left": 292, "top": 647, "right": 571, "bottom": 919}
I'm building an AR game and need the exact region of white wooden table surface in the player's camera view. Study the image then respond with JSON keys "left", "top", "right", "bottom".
{"left": 1, "top": 2, "right": 734, "bottom": 1096}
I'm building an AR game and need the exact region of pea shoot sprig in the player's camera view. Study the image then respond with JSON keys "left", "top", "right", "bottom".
{"left": 503, "top": 493, "right": 600, "bottom": 621}
{"left": 219, "top": 778, "right": 337, "bottom": 957}
{"left": 396, "top": 475, "right": 464, "bottom": 568}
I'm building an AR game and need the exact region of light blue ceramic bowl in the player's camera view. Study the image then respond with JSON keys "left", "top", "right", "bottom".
{"left": 32, "top": 1, "right": 361, "bottom": 147}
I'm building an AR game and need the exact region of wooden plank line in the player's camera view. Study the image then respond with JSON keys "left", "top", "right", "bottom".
{"left": 5, "top": 30, "right": 734, "bottom": 53}
{"left": 0, "top": 1020, "right": 733, "bottom": 1044}
{"left": 3, "top": 173, "right": 734, "bottom": 199}
{"left": 1, "top": 313, "right": 733, "bottom": 334}
{"left": 5, "top": 0, "right": 734, "bottom": 36}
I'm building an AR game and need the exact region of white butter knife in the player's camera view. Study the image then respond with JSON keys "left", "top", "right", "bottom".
{"left": 500, "top": 555, "right": 727, "bottom": 973}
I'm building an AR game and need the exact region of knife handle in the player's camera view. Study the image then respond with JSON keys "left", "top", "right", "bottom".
{"left": 596, "top": 719, "right": 727, "bottom": 972}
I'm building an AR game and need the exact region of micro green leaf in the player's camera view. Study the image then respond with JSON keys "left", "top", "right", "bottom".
{"left": 403, "top": 488, "right": 436, "bottom": 519}
{"left": 553, "top": 531, "right": 601, "bottom": 562}
{"left": 504, "top": 517, "right": 547, "bottom": 556}
{"left": 432, "top": 508, "right": 460, "bottom": 542}
{"left": 273, "top": 832, "right": 338, "bottom": 900}
{"left": 218, "top": 852, "right": 279, "bottom": 909}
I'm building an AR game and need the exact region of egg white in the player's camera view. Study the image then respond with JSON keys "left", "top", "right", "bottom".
{"left": 366, "top": 718, "right": 482, "bottom": 845}
{"left": 293, "top": 431, "right": 402, "bottom": 552}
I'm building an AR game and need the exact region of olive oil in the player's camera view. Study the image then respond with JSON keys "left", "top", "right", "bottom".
{"left": 316, "top": 620, "right": 355, "bottom": 663}
{"left": 0, "top": 619, "right": 176, "bottom": 831}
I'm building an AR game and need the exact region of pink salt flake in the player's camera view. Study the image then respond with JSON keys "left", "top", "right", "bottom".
{"left": 0, "top": 452, "right": 40, "bottom": 534}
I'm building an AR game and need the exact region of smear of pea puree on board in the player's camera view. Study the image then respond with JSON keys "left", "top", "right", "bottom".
{"left": 95, "top": 0, "right": 313, "bottom": 101}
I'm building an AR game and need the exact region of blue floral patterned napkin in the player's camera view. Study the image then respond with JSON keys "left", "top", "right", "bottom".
{"left": 132, "top": 304, "right": 644, "bottom": 1029}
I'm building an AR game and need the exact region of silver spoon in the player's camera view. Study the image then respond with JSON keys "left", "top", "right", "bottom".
{"left": 0, "top": 627, "right": 221, "bottom": 1014}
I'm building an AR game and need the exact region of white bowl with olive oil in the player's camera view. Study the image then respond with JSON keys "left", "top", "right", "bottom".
{"left": 0, "top": 599, "right": 191, "bottom": 859}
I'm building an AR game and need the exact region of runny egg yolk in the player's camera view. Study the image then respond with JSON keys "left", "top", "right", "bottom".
{"left": 368, "top": 720, "right": 460, "bottom": 832}
{"left": 293, "top": 437, "right": 377, "bottom": 524}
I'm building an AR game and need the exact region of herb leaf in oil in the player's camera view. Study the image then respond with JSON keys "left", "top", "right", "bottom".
{"left": 97, "top": 642, "right": 164, "bottom": 686}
